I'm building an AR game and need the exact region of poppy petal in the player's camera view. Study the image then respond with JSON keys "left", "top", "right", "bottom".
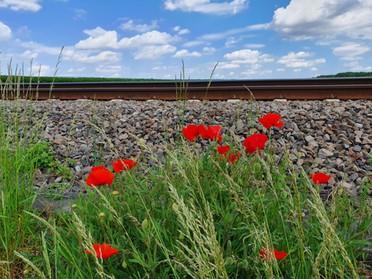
{"left": 259, "top": 113, "right": 284, "bottom": 129}
{"left": 86, "top": 244, "right": 119, "bottom": 259}
{"left": 243, "top": 134, "right": 268, "bottom": 154}
{"left": 310, "top": 172, "right": 331, "bottom": 184}
{"left": 182, "top": 124, "right": 199, "bottom": 141}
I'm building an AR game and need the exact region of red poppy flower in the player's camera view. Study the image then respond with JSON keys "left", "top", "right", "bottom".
{"left": 243, "top": 134, "right": 268, "bottom": 154}
{"left": 198, "top": 124, "right": 222, "bottom": 141}
{"left": 260, "top": 248, "right": 288, "bottom": 260}
{"left": 258, "top": 113, "right": 284, "bottom": 129}
{"left": 86, "top": 244, "right": 119, "bottom": 259}
{"left": 217, "top": 145, "right": 230, "bottom": 155}
{"left": 227, "top": 152, "right": 241, "bottom": 164}
{"left": 86, "top": 166, "right": 115, "bottom": 187}
{"left": 182, "top": 124, "right": 199, "bottom": 142}
{"left": 112, "top": 159, "right": 137, "bottom": 173}
{"left": 310, "top": 172, "right": 331, "bottom": 184}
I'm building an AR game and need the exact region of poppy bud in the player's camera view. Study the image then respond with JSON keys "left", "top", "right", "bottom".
{"left": 98, "top": 212, "right": 105, "bottom": 218}
{"left": 71, "top": 204, "right": 78, "bottom": 209}
{"left": 112, "top": 191, "right": 120, "bottom": 196}
{"left": 172, "top": 203, "right": 178, "bottom": 211}
{"left": 141, "top": 218, "right": 149, "bottom": 230}
{"left": 122, "top": 260, "right": 127, "bottom": 269}
{"left": 179, "top": 233, "right": 185, "bottom": 241}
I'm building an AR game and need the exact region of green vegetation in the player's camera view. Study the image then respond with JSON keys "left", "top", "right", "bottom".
{"left": 0, "top": 65, "right": 371, "bottom": 278}
{"left": 0, "top": 75, "right": 170, "bottom": 83}
{"left": 317, "top": 72, "right": 372, "bottom": 78}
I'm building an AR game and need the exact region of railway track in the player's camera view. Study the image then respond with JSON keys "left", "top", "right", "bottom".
{"left": 3, "top": 78, "right": 372, "bottom": 100}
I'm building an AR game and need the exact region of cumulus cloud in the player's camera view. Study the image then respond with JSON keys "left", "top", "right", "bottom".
{"left": 174, "top": 26, "right": 190, "bottom": 35}
{"left": 343, "top": 61, "right": 372, "bottom": 71}
{"left": 133, "top": 44, "right": 176, "bottom": 60}
{"left": 271, "top": 0, "right": 372, "bottom": 40}
{"left": 164, "top": 0, "right": 248, "bottom": 15}
{"left": 118, "top": 31, "right": 176, "bottom": 48}
{"left": 75, "top": 28, "right": 177, "bottom": 51}
{"left": 224, "top": 49, "right": 273, "bottom": 64}
{"left": 333, "top": 42, "right": 370, "bottom": 60}
{"left": 121, "top": 19, "right": 158, "bottom": 33}
{"left": 277, "top": 51, "right": 326, "bottom": 68}
{"left": 0, "top": 21, "right": 11, "bottom": 41}
{"left": 30, "top": 64, "right": 50, "bottom": 76}
{"left": 20, "top": 41, "right": 63, "bottom": 56}
{"left": 63, "top": 49, "right": 121, "bottom": 63}
{"left": 0, "top": 0, "right": 42, "bottom": 11}
{"left": 173, "top": 49, "right": 201, "bottom": 58}
{"left": 75, "top": 27, "right": 119, "bottom": 49}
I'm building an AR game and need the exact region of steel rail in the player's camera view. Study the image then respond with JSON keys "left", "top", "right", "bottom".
{"left": 4, "top": 78, "right": 372, "bottom": 100}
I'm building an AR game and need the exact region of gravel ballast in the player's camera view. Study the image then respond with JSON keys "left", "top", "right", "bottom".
{"left": 2, "top": 99, "right": 371, "bottom": 207}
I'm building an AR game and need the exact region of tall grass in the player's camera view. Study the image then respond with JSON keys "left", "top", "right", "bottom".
{"left": 0, "top": 60, "right": 371, "bottom": 278}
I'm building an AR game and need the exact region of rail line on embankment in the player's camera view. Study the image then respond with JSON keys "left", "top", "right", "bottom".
{"left": 4, "top": 78, "right": 372, "bottom": 100}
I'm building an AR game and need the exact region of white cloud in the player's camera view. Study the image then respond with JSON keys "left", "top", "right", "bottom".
{"left": 199, "top": 24, "right": 269, "bottom": 40}
{"left": 0, "top": 21, "right": 11, "bottom": 41}
{"left": 73, "top": 9, "right": 87, "bottom": 20}
{"left": 224, "top": 49, "right": 273, "bottom": 64}
{"left": 343, "top": 61, "right": 372, "bottom": 72}
{"left": 183, "top": 40, "right": 205, "bottom": 47}
{"left": 75, "top": 28, "right": 177, "bottom": 51}
{"left": 277, "top": 51, "right": 326, "bottom": 68}
{"left": 0, "top": 0, "right": 42, "bottom": 11}
{"left": 164, "top": 0, "right": 248, "bottom": 15}
{"left": 75, "top": 27, "right": 119, "bottom": 49}
{"left": 20, "top": 50, "right": 38, "bottom": 59}
{"left": 225, "top": 36, "right": 241, "bottom": 48}
{"left": 245, "top": 43, "right": 265, "bottom": 49}
{"left": 174, "top": 26, "right": 190, "bottom": 35}
{"left": 30, "top": 64, "right": 50, "bottom": 76}
{"left": 119, "top": 31, "right": 176, "bottom": 48}
{"left": 333, "top": 42, "right": 370, "bottom": 60}
{"left": 95, "top": 65, "right": 122, "bottom": 75}
{"left": 202, "top": 46, "right": 216, "bottom": 54}
{"left": 173, "top": 49, "right": 201, "bottom": 58}
{"left": 121, "top": 19, "right": 158, "bottom": 33}
{"left": 20, "top": 41, "right": 63, "bottom": 56}
{"left": 64, "top": 49, "right": 121, "bottom": 63}
{"left": 133, "top": 44, "right": 176, "bottom": 60}
{"left": 271, "top": 0, "right": 372, "bottom": 40}
{"left": 218, "top": 62, "right": 240, "bottom": 69}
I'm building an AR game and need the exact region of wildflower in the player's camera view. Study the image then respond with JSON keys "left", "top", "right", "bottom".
{"left": 86, "top": 244, "right": 119, "bottom": 259}
{"left": 217, "top": 145, "right": 230, "bottom": 155}
{"left": 227, "top": 152, "right": 241, "bottom": 164}
{"left": 198, "top": 124, "right": 222, "bottom": 141}
{"left": 310, "top": 172, "right": 331, "bottom": 184}
{"left": 258, "top": 113, "right": 284, "bottom": 129}
{"left": 182, "top": 124, "right": 199, "bottom": 142}
{"left": 86, "top": 166, "right": 114, "bottom": 187}
{"left": 243, "top": 134, "right": 268, "bottom": 154}
{"left": 260, "top": 248, "right": 288, "bottom": 260}
{"left": 112, "top": 159, "right": 137, "bottom": 173}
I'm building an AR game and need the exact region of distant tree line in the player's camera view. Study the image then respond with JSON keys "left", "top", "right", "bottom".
{"left": 0, "top": 75, "right": 169, "bottom": 83}
{"left": 317, "top": 72, "right": 372, "bottom": 78}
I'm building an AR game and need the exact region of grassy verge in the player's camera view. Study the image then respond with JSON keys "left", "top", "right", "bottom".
{"left": 0, "top": 67, "right": 371, "bottom": 278}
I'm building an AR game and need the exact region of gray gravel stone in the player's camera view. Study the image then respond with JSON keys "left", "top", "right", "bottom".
{"left": 2, "top": 99, "right": 371, "bottom": 203}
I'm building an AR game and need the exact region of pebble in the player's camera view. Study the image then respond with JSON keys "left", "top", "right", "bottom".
{"left": 1, "top": 99, "right": 371, "bottom": 201}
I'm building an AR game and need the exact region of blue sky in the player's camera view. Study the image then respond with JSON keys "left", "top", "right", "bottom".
{"left": 1, "top": 0, "right": 372, "bottom": 79}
